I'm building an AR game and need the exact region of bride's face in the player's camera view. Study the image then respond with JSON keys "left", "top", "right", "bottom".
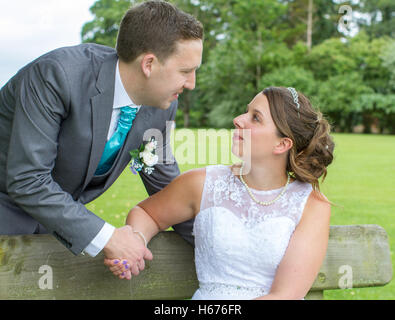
{"left": 231, "top": 92, "right": 282, "bottom": 162}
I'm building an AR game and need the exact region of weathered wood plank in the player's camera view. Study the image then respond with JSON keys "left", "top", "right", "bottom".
{"left": 0, "top": 232, "right": 197, "bottom": 300}
{"left": 310, "top": 224, "right": 392, "bottom": 291}
{"left": 0, "top": 224, "right": 392, "bottom": 299}
{"left": 304, "top": 291, "right": 323, "bottom": 300}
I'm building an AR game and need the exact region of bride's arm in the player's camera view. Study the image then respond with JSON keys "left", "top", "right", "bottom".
{"left": 126, "top": 167, "right": 206, "bottom": 245}
{"left": 255, "top": 191, "right": 331, "bottom": 300}
{"left": 105, "top": 168, "right": 205, "bottom": 279}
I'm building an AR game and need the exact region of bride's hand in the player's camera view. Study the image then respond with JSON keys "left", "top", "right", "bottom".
{"left": 104, "top": 258, "right": 132, "bottom": 280}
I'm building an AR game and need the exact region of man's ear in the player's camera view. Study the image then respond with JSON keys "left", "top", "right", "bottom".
{"left": 273, "top": 137, "right": 293, "bottom": 155}
{"left": 140, "top": 53, "right": 156, "bottom": 78}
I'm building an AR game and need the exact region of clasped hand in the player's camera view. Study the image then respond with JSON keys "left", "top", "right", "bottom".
{"left": 103, "top": 225, "right": 152, "bottom": 280}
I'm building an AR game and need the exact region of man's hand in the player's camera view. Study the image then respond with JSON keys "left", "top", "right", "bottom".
{"left": 103, "top": 225, "right": 153, "bottom": 280}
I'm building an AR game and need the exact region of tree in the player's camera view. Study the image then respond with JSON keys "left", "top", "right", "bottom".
{"left": 79, "top": 0, "right": 395, "bottom": 132}
{"left": 380, "top": 39, "right": 395, "bottom": 93}
{"left": 356, "top": 0, "right": 395, "bottom": 38}
{"left": 354, "top": 93, "right": 395, "bottom": 133}
{"left": 81, "top": 0, "right": 137, "bottom": 47}
{"left": 170, "top": 0, "right": 225, "bottom": 127}
{"left": 285, "top": 0, "right": 344, "bottom": 48}
{"left": 304, "top": 38, "right": 356, "bottom": 81}
{"left": 259, "top": 65, "right": 317, "bottom": 99}
{"left": 348, "top": 31, "right": 392, "bottom": 94}
{"left": 196, "top": 0, "right": 295, "bottom": 127}
{"left": 316, "top": 72, "right": 373, "bottom": 132}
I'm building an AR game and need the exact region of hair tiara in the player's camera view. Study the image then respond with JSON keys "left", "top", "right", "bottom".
{"left": 287, "top": 87, "right": 300, "bottom": 118}
{"left": 286, "top": 87, "right": 330, "bottom": 150}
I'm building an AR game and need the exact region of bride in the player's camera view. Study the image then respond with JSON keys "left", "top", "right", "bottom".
{"left": 105, "top": 86, "right": 334, "bottom": 300}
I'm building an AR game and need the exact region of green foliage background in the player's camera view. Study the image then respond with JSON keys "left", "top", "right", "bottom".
{"left": 81, "top": 0, "right": 395, "bottom": 133}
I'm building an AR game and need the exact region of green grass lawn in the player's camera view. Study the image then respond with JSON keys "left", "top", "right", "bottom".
{"left": 87, "top": 131, "right": 394, "bottom": 300}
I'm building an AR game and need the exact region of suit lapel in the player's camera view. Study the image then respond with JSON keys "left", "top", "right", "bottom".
{"left": 82, "top": 54, "right": 117, "bottom": 190}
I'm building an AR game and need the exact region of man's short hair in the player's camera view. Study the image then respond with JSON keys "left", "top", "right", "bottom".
{"left": 116, "top": 0, "right": 203, "bottom": 63}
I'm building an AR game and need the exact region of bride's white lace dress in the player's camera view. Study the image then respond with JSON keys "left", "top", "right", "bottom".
{"left": 191, "top": 165, "right": 313, "bottom": 300}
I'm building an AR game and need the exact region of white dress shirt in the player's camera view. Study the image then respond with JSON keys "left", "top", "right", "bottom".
{"left": 83, "top": 60, "right": 141, "bottom": 257}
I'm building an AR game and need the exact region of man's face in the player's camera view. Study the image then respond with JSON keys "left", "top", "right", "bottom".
{"left": 145, "top": 39, "right": 203, "bottom": 109}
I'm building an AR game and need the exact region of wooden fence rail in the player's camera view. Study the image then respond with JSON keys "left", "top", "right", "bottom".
{"left": 0, "top": 224, "right": 392, "bottom": 300}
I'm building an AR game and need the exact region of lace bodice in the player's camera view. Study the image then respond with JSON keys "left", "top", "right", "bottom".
{"left": 191, "top": 165, "right": 313, "bottom": 300}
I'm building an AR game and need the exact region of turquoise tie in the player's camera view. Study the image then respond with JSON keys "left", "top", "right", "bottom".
{"left": 95, "top": 106, "right": 138, "bottom": 175}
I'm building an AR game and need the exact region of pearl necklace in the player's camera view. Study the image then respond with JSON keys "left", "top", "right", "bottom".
{"left": 239, "top": 163, "right": 291, "bottom": 206}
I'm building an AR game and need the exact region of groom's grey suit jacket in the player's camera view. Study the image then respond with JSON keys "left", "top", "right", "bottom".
{"left": 0, "top": 43, "right": 191, "bottom": 255}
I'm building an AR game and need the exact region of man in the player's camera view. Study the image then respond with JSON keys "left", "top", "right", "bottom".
{"left": 0, "top": 1, "right": 203, "bottom": 279}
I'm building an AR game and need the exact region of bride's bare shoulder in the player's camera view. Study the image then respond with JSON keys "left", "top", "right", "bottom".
{"left": 171, "top": 167, "right": 206, "bottom": 214}
{"left": 178, "top": 167, "right": 207, "bottom": 190}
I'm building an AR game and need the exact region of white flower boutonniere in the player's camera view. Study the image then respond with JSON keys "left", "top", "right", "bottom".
{"left": 129, "top": 138, "right": 158, "bottom": 175}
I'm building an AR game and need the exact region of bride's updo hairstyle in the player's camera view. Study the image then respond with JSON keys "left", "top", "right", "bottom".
{"left": 262, "top": 87, "right": 335, "bottom": 194}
